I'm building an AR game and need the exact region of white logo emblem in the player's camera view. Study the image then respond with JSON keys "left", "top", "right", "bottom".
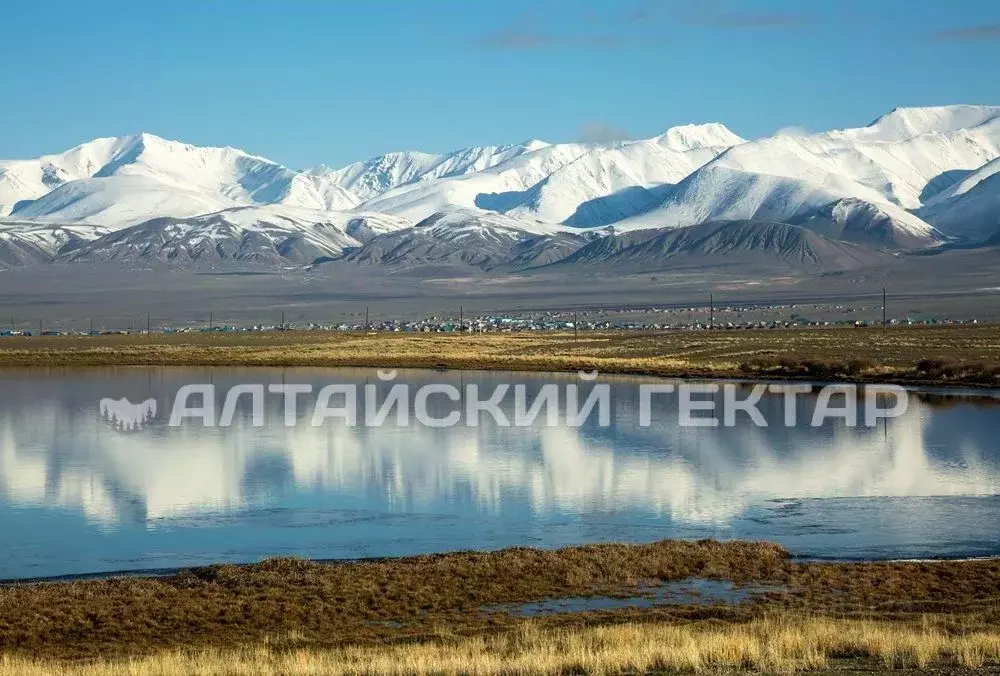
{"left": 99, "top": 397, "right": 157, "bottom": 431}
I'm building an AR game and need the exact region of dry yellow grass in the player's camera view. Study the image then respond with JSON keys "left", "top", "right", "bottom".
{"left": 2, "top": 325, "right": 1000, "bottom": 386}
{"left": 2, "top": 617, "right": 999, "bottom": 675}
{"left": 7, "top": 541, "right": 1000, "bottom": 662}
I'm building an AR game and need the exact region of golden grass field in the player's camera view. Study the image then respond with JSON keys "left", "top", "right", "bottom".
{"left": 1, "top": 325, "right": 1000, "bottom": 386}
{"left": 2, "top": 617, "right": 1000, "bottom": 675}
{"left": 2, "top": 541, "right": 1000, "bottom": 673}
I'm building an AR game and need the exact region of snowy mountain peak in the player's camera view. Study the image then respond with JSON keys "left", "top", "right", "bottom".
{"left": 312, "top": 140, "right": 559, "bottom": 204}
{"left": 857, "top": 105, "right": 1000, "bottom": 142}
{"left": 654, "top": 123, "right": 745, "bottom": 152}
{"left": 4, "top": 103, "right": 1000, "bottom": 261}
{"left": 64, "top": 132, "right": 266, "bottom": 169}
{"left": 519, "top": 139, "right": 551, "bottom": 152}
{"left": 2, "top": 132, "right": 361, "bottom": 226}
{"left": 120, "top": 131, "right": 166, "bottom": 150}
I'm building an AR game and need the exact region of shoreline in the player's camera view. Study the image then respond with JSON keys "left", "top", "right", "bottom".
{"left": 1, "top": 325, "right": 999, "bottom": 389}
{"left": 6, "top": 549, "right": 1000, "bottom": 588}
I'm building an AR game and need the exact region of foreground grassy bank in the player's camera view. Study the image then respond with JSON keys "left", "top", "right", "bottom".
{"left": 2, "top": 325, "right": 1000, "bottom": 387}
{"left": 2, "top": 541, "right": 999, "bottom": 672}
{"left": 3, "top": 617, "right": 1000, "bottom": 675}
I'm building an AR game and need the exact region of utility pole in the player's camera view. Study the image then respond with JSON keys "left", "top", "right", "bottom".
{"left": 90, "top": 318, "right": 93, "bottom": 335}
{"left": 574, "top": 311, "right": 579, "bottom": 341}
{"left": 459, "top": 306, "right": 463, "bottom": 333}
{"left": 882, "top": 287, "right": 887, "bottom": 332}
{"left": 147, "top": 313, "right": 151, "bottom": 335}
{"left": 209, "top": 312, "right": 214, "bottom": 331}
{"left": 39, "top": 319, "right": 43, "bottom": 336}
{"left": 281, "top": 311, "right": 286, "bottom": 331}
{"left": 364, "top": 307, "right": 369, "bottom": 334}
{"left": 709, "top": 293, "right": 714, "bottom": 330}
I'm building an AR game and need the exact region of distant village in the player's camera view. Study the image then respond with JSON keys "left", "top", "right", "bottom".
{"left": 0, "top": 302, "right": 984, "bottom": 337}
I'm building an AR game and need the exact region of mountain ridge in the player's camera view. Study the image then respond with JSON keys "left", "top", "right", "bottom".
{"left": 1, "top": 105, "right": 998, "bottom": 273}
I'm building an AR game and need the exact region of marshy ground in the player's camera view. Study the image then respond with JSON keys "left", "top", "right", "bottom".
{"left": 1, "top": 540, "right": 1000, "bottom": 674}
{"left": 2, "top": 325, "right": 1000, "bottom": 387}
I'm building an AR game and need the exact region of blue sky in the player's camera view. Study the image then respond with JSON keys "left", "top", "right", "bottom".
{"left": 2, "top": 0, "right": 999, "bottom": 169}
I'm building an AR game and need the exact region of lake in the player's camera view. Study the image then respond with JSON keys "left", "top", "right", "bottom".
{"left": 1, "top": 367, "right": 999, "bottom": 580}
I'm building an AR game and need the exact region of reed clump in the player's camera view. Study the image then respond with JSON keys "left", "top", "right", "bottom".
{"left": 2, "top": 616, "right": 999, "bottom": 674}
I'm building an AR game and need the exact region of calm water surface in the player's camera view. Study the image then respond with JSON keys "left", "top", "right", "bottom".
{"left": 1, "top": 368, "right": 999, "bottom": 580}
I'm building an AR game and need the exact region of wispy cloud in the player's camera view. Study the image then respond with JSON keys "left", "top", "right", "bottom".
{"left": 774, "top": 125, "right": 810, "bottom": 138}
{"left": 472, "top": 6, "right": 634, "bottom": 51}
{"left": 579, "top": 122, "right": 632, "bottom": 144}
{"left": 473, "top": 29, "right": 561, "bottom": 51}
{"left": 703, "top": 12, "right": 810, "bottom": 28}
{"left": 626, "top": 0, "right": 811, "bottom": 29}
{"left": 624, "top": 0, "right": 660, "bottom": 22}
{"left": 472, "top": 1, "right": 809, "bottom": 52}
{"left": 929, "top": 24, "right": 1000, "bottom": 41}
{"left": 688, "top": 7, "right": 811, "bottom": 29}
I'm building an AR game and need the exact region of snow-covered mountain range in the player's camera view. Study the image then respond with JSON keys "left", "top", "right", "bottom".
{"left": 2, "top": 105, "right": 999, "bottom": 272}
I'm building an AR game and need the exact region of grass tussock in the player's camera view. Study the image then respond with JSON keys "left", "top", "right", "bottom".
{"left": 2, "top": 617, "right": 1000, "bottom": 675}
{"left": 2, "top": 325, "right": 1000, "bottom": 386}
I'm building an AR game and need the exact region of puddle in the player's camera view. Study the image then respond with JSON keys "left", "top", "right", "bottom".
{"left": 483, "top": 578, "right": 786, "bottom": 617}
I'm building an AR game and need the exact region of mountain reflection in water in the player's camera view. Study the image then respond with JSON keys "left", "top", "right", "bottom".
{"left": 1, "top": 368, "right": 998, "bottom": 578}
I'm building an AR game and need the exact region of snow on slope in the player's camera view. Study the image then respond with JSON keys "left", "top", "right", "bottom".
{"left": 656, "top": 123, "right": 745, "bottom": 152}
{"left": 555, "top": 220, "right": 890, "bottom": 271}
{"left": 614, "top": 106, "right": 999, "bottom": 244}
{"left": 352, "top": 107, "right": 998, "bottom": 237}
{"left": 4, "top": 133, "right": 360, "bottom": 228}
{"left": 0, "top": 221, "right": 110, "bottom": 252}
{"left": 0, "top": 233, "right": 53, "bottom": 268}
{"left": 918, "top": 164, "right": 1000, "bottom": 242}
{"left": 926, "top": 157, "right": 1000, "bottom": 204}
{"left": 63, "top": 205, "right": 411, "bottom": 265}
{"left": 792, "top": 198, "right": 941, "bottom": 249}
{"left": 12, "top": 175, "right": 235, "bottom": 228}
{"left": 4, "top": 105, "right": 1000, "bottom": 265}
{"left": 342, "top": 207, "right": 592, "bottom": 270}
{"left": 614, "top": 164, "right": 858, "bottom": 230}
{"left": 0, "top": 135, "right": 142, "bottom": 216}
{"left": 311, "top": 141, "right": 550, "bottom": 202}
{"left": 407, "top": 207, "right": 571, "bottom": 237}
{"left": 833, "top": 105, "right": 1000, "bottom": 143}
{"left": 0, "top": 221, "right": 110, "bottom": 267}
{"left": 355, "top": 125, "right": 744, "bottom": 225}
{"left": 503, "top": 124, "right": 745, "bottom": 226}
{"left": 710, "top": 107, "right": 1000, "bottom": 210}
{"left": 357, "top": 143, "right": 593, "bottom": 222}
